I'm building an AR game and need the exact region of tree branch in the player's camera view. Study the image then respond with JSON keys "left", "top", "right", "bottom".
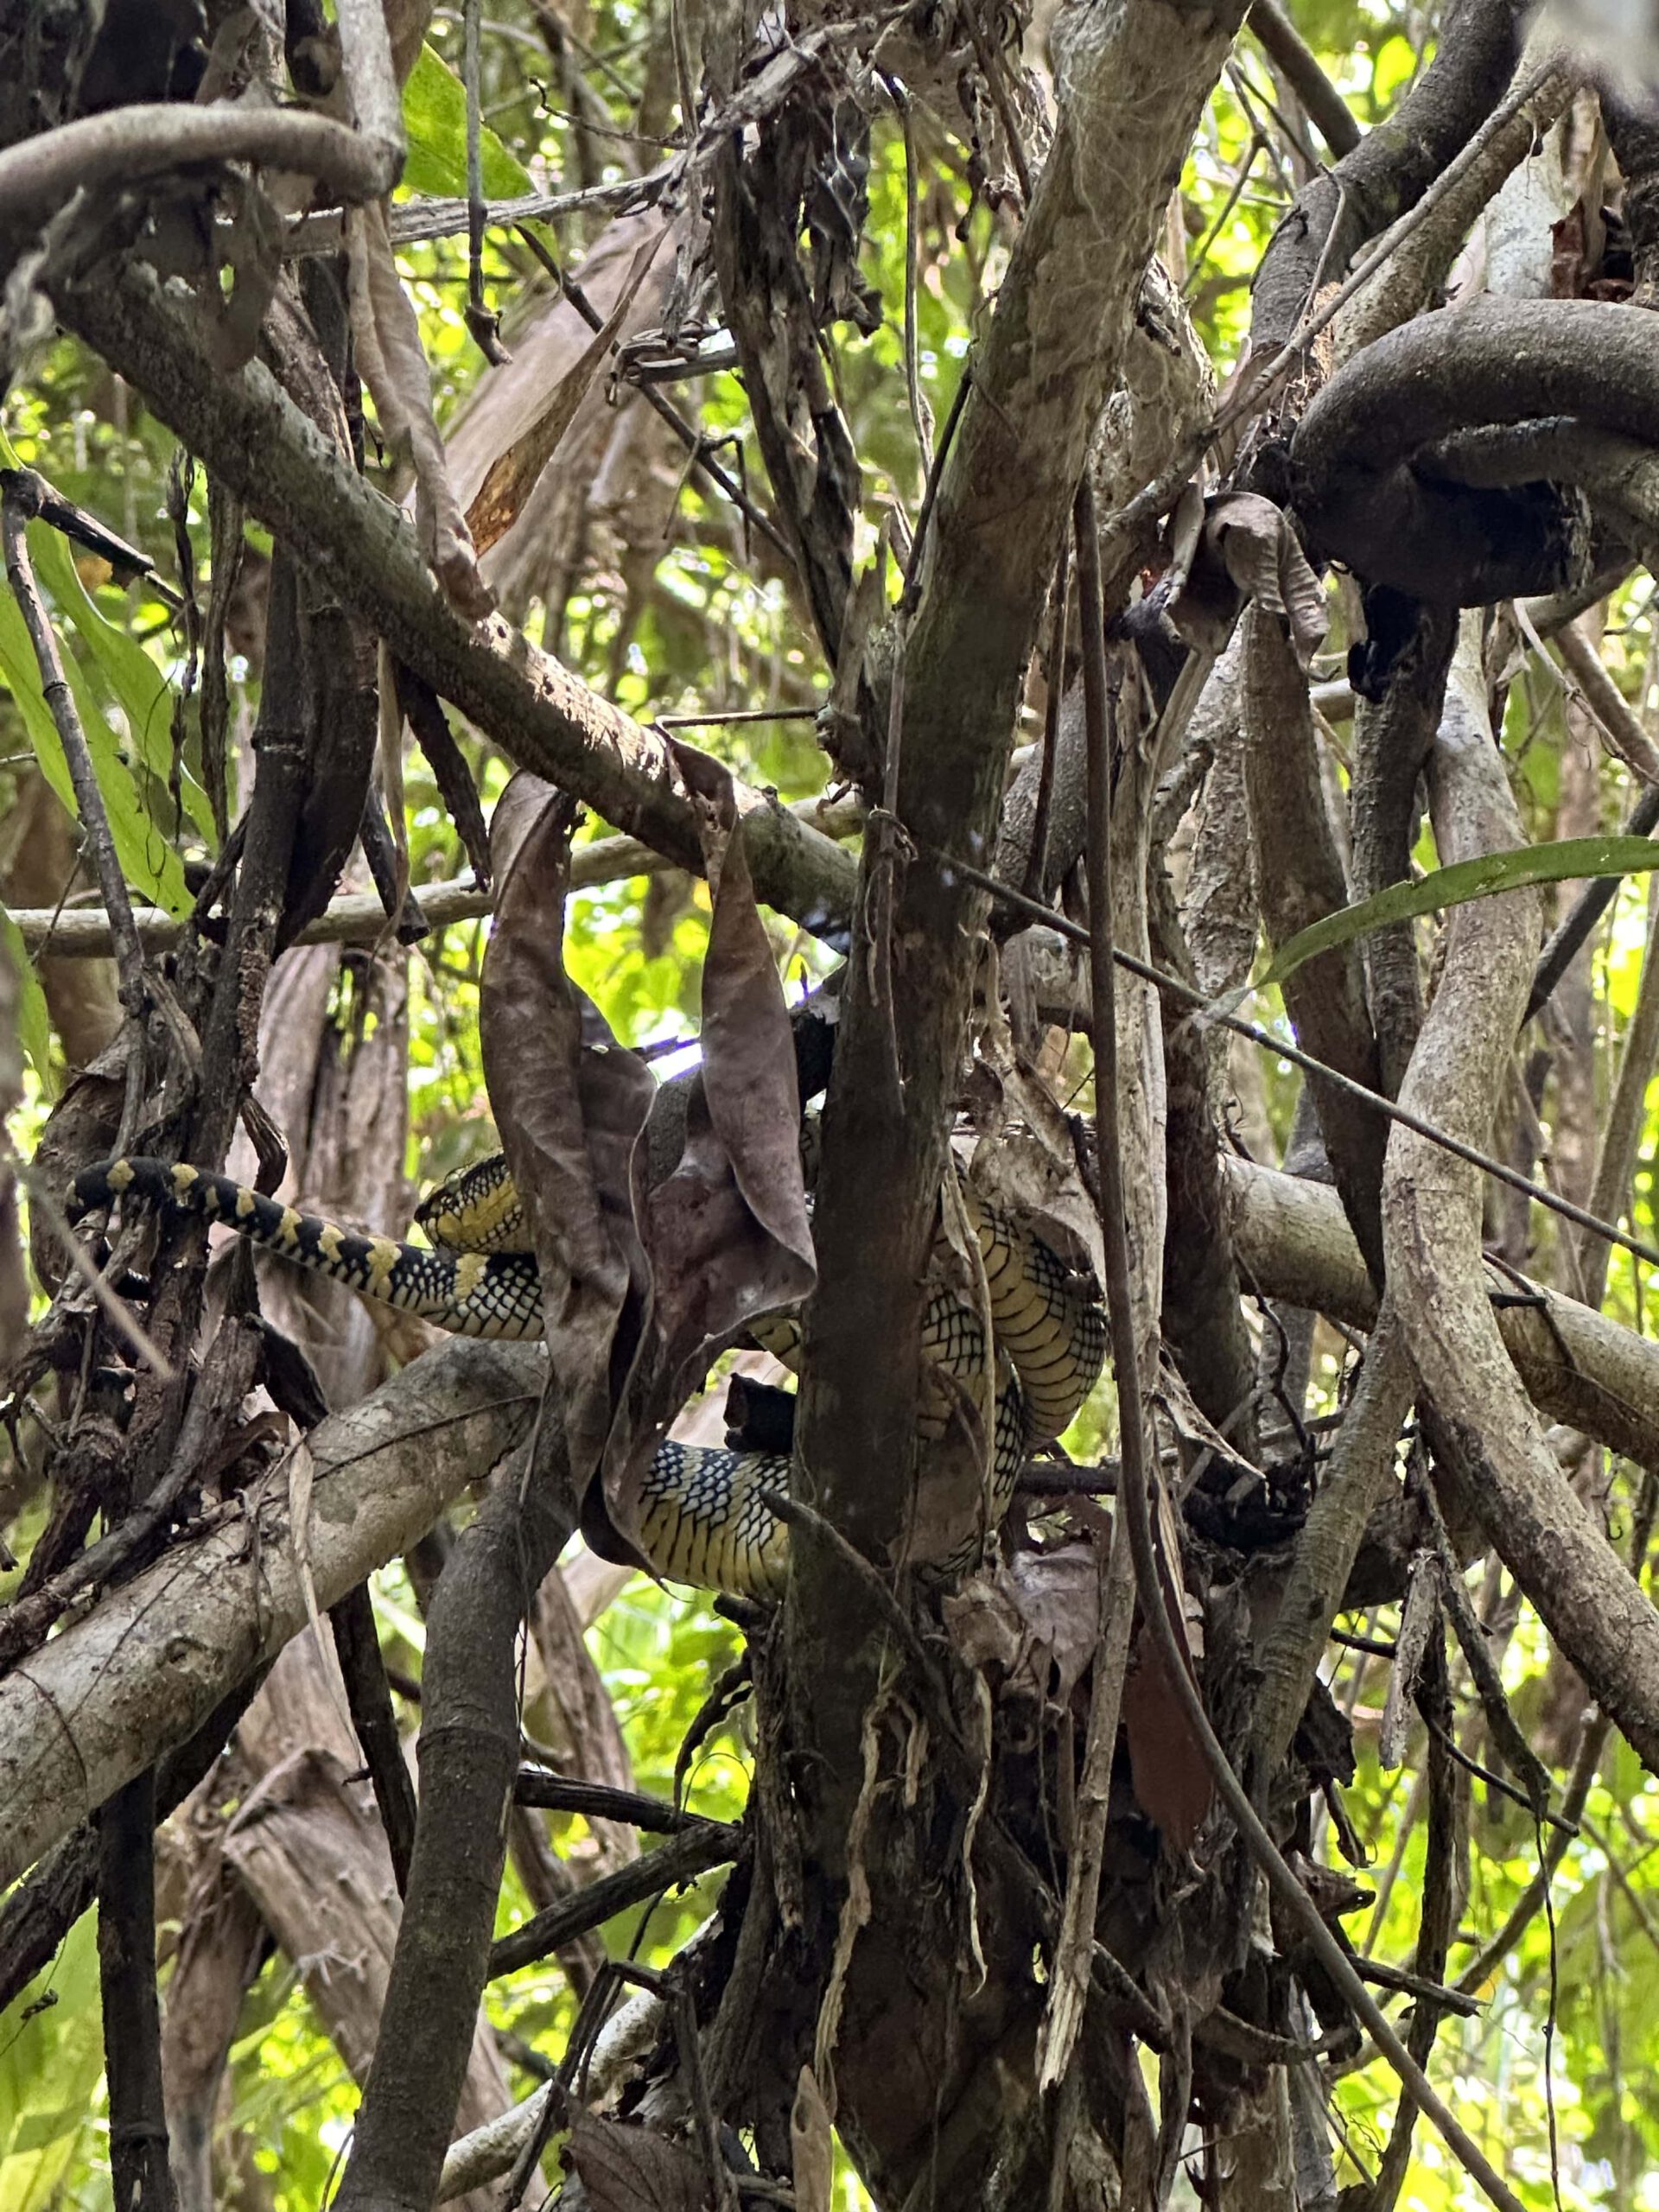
{"left": 0, "top": 105, "right": 398, "bottom": 232}
{"left": 50, "top": 261, "right": 857, "bottom": 940}
{"left": 0, "top": 1339, "right": 543, "bottom": 1886}
{"left": 1382, "top": 620, "right": 1659, "bottom": 1772}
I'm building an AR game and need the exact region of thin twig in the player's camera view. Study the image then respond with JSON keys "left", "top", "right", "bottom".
{"left": 7, "top": 791, "right": 866, "bottom": 957}
{"left": 513, "top": 1770, "right": 715, "bottom": 1834}
{"left": 1247, "top": 0, "right": 1361, "bottom": 156}
{"left": 15, "top": 1156, "right": 175, "bottom": 1377}
{"left": 1183, "top": 132, "right": 1267, "bottom": 296}
{"left": 1211, "top": 54, "right": 1570, "bottom": 442}
{"left": 1422, "top": 1713, "right": 1574, "bottom": 1833}
{"left": 1099, "top": 54, "right": 1572, "bottom": 556}
{"left": 1076, "top": 467, "right": 1528, "bottom": 2212}
{"left": 901, "top": 365, "right": 972, "bottom": 612}
{"left": 487, "top": 1822, "right": 741, "bottom": 1978}
{"left": 755, "top": 1484, "right": 944, "bottom": 1698}
{"left": 1, "top": 486, "right": 145, "bottom": 1002}
{"left": 1033, "top": 486, "right": 1139, "bottom": 2096}
{"left": 654, "top": 706, "right": 821, "bottom": 728}
{"left": 882, "top": 72, "right": 934, "bottom": 481}
{"left": 1527, "top": 782, "right": 1659, "bottom": 1023}
{"left": 462, "top": 0, "right": 506, "bottom": 365}
{"left": 1456, "top": 1468, "right": 1659, "bottom": 1996}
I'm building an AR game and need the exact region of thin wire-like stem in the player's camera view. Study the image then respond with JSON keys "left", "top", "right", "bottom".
{"left": 512, "top": 222, "right": 792, "bottom": 560}
{"left": 882, "top": 72, "right": 934, "bottom": 481}
{"left": 929, "top": 847, "right": 1659, "bottom": 1276}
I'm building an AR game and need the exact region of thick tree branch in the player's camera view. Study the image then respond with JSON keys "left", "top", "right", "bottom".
{"left": 1224, "top": 1153, "right": 1659, "bottom": 1467}
{"left": 1382, "top": 625, "right": 1659, "bottom": 1772}
{"left": 794, "top": 0, "right": 1249, "bottom": 1789}
{"left": 1250, "top": 0, "right": 1522, "bottom": 359}
{"left": 335, "top": 1446, "right": 574, "bottom": 2212}
{"left": 0, "top": 1340, "right": 543, "bottom": 1885}
{"left": 50, "top": 262, "right": 857, "bottom": 940}
{"left": 5, "top": 795, "right": 865, "bottom": 958}
{"left": 0, "top": 105, "right": 399, "bottom": 236}
{"left": 1290, "top": 299, "right": 1659, "bottom": 602}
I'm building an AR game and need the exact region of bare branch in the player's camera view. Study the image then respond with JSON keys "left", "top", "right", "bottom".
{"left": 0, "top": 104, "right": 397, "bottom": 227}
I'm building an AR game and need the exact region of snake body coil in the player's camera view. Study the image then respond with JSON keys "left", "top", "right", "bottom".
{"left": 69, "top": 1152, "right": 1105, "bottom": 1597}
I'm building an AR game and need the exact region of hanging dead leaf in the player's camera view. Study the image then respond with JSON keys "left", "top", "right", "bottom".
{"left": 466, "top": 228, "right": 666, "bottom": 558}
{"left": 479, "top": 773, "right": 655, "bottom": 1491}
{"left": 943, "top": 1542, "right": 1103, "bottom": 1715}
{"left": 1122, "top": 1461, "right": 1211, "bottom": 1847}
{"left": 1164, "top": 491, "right": 1328, "bottom": 670}
{"left": 345, "top": 200, "right": 493, "bottom": 620}
{"left": 565, "top": 2107, "right": 709, "bottom": 2212}
{"left": 605, "top": 747, "right": 817, "bottom": 1556}
{"left": 1154, "top": 1355, "right": 1265, "bottom": 1496}
{"left": 791, "top": 2065, "right": 834, "bottom": 2212}
{"left": 1122, "top": 1622, "right": 1211, "bottom": 1851}
{"left": 636, "top": 744, "right": 816, "bottom": 1380}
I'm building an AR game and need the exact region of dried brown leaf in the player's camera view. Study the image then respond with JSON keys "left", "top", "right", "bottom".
{"left": 345, "top": 200, "right": 494, "bottom": 620}
{"left": 466, "top": 230, "right": 665, "bottom": 558}
{"left": 637, "top": 745, "right": 815, "bottom": 1383}
{"left": 791, "top": 2066, "right": 834, "bottom": 2212}
{"left": 1164, "top": 491, "right": 1328, "bottom": 670}
{"left": 606, "top": 750, "right": 817, "bottom": 1555}
{"left": 944, "top": 1542, "right": 1102, "bottom": 1712}
{"left": 1209, "top": 492, "right": 1329, "bottom": 670}
{"left": 1122, "top": 1624, "right": 1211, "bottom": 1851}
{"left": 479, "top": 773, "right": 654, "bottom": 1488}
{"left": 566, "top": 2108, "right": 708, "bottom": 2212}
{"left": 1003, "top": 1544, "right": 1105, "bottom": 1706}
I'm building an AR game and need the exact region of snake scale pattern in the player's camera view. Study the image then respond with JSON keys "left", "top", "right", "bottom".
{"left": 69, "top": 1148, "right": 1107, "bottom": 1597}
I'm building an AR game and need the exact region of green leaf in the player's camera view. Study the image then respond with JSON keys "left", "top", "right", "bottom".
{"left": 1232, "top": 835, "right": 1659, "bottom": 1007}
{"left": 0, "top": 905, "right": 55, "bottom": 1097}
{"left": 0, "top": 582, "right": 190, "bottom": 916}
{"left": 0, "top": 1912, "right": 104, "bottom": 2208}
{"left": 401, "top": 44, "right": 534, "bottom": 200}
{"left": 0, "top": 429, "right": 213, "bottom": 847}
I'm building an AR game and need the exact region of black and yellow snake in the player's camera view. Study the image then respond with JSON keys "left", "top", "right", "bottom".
{"left": 68, "top": 1150, "right": 1106, "bottom": 1597}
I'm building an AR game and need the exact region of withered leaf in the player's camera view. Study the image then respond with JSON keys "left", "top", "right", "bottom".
{"left": 1123, "top": 1620, "right": 1212, "bottom": 1852}
{"left": 639, "top": 742, "right": 815, "bottom": 1381}
{"left": 1164, "top": 490, "right": 1328, "bottom": 670}
{"left": 607, "top": 746, "right": 817, "bottom": 1555}
{"left": 345, "top": 200, "right": 493, "bottom": 621}
{"left": 1123, "top": 1458, "right": 1211, "bottom": 1847}
{"left": 479, "top": 773, "right": 654, "bottom": 1490}
{"left": 791, "top": 2065, "right": 834, "bottom": 2212}
{"left": 943, "top": 1542, "right": 1102, "bottom": 1711}
{"left": 466, "top": 229, "right": 665, "bottom": 559}
{"left": 566, "top": 2107, "right": 709, "bottom": 2212}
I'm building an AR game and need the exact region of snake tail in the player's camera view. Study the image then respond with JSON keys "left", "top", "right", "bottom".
{"left": 68, "top": 1157, "right": 545, "bottom": 1340}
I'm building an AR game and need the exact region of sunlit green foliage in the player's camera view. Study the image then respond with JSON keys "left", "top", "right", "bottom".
{"left": 6, "top": 3, "right": 1659, "bottom": 2206}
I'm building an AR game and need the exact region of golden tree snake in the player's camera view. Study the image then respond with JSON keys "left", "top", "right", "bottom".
{"left": 68, "top": 1151, "right": 1107, "bottom": 1598}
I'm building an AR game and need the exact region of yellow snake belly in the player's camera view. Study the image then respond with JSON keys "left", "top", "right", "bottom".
{"left": 69, "top": 1152, "right": 1104, "bottom": 1596}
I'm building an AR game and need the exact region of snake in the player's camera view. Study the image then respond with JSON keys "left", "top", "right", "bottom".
{"left": 67, "top": 1149, "right": 1107, "bottom": 1598}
